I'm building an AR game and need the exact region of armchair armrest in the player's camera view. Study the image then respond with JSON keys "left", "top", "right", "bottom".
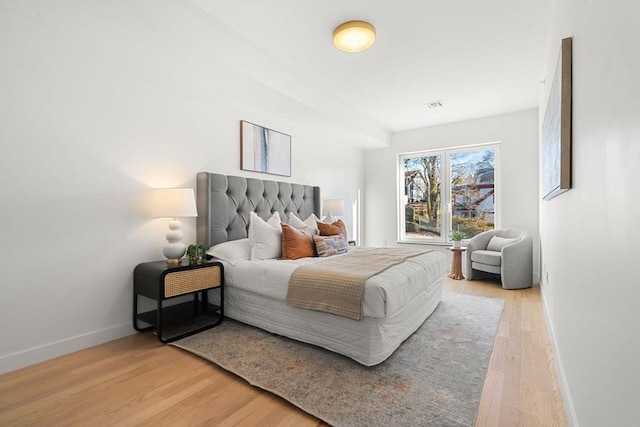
{"left": 500, "top": 234, "right": 533, "bottom": 289}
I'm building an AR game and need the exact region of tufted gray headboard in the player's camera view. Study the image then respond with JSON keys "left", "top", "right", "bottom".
{"left": 196, "top": 172, "right": 321, "bottom": 248}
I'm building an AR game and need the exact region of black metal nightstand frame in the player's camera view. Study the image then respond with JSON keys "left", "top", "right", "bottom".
{"left": 133, "top": 260, "right": 224, "bottom": 343}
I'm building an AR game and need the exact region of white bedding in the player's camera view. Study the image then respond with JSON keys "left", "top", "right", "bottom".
{"left": 207, "top": 248, "right": 449, "bottom": 366}
{"left": 223, "top": 249, "right": 448, "bottom": 318}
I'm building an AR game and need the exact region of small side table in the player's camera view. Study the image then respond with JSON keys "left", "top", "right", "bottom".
{"left": 448, "top": 247, "right": 467, "bottom": 280}
{"left": 133, "top": 260, "right": 224, "bottom": 343}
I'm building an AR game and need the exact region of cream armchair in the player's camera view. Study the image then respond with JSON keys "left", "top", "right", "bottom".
{"left": 464, "top": 229, "right": 533, "bottom": 290}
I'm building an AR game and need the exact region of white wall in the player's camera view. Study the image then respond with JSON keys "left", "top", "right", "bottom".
{"left": 363, "top": 109, "right": 540, "bottom": 269}
{"left": 538, "top": 1, "right": 640, "bottom": 426}
{"left": 0, "top": 1, "right": 364, "bottom": 373}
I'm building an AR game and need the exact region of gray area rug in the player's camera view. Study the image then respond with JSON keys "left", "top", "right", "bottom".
{"left": 171, "top": 292, "right": 505, "bottom": 427}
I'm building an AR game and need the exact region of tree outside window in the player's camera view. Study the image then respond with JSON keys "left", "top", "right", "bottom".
{"left": 404, "top": 154, "right": 442, "bottom": 239}
{"left": 399, "top": 144, "right": 498, "bottom": 244}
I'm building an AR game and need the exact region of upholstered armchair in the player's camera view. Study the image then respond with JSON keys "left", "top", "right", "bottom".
{"left": 464, "top": 229, "right": 533, "bottom": 290}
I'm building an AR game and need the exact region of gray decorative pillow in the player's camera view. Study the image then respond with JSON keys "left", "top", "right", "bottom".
{"left": 487, "top": 236, "right": 518, "bottom": 252}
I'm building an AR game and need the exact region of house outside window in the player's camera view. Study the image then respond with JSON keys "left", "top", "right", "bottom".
{"left": 398, "top": 143, "right": 500, "bottom": 244}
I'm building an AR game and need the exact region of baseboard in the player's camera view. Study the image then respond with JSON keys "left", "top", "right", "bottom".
{"left": 540, "top": 290, "right": 579, "bottom": 427}
{"left": 0, "top": 323, "right": 135, "bottom": 374}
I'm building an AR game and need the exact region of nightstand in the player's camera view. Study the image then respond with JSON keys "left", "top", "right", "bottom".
{"left": 133, "top": 260, "right": 223, "bottom": 343}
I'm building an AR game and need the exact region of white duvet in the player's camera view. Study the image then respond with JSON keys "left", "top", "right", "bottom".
{"left": 221, "top": 249, "right": 448, "bottom": 319}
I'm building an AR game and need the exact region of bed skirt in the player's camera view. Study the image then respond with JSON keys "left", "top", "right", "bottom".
{"left": 208, "top": 274, "right": 444, "bottom": 366}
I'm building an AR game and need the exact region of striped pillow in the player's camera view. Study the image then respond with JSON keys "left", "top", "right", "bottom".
{"left": 312, "top": 234, "right": 348, "bottom": 257}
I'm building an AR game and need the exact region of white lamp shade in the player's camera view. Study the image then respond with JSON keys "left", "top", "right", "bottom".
{"left": 151, "top": 188, "right": 197, "bottom": 265}
{"left": 151, "top": 188, "right": 197, "bottom": 218}
{"left": 322, "top": 199, "right": 345, "bottom": 217}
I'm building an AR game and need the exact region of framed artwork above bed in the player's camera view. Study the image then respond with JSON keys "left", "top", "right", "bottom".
{"left": 241, "top": 120, "right": 291, "bottom": 177}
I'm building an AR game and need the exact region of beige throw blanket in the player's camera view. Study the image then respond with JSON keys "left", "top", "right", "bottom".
{"left": 286, "top": 248, "right": 431, "bottom": 320}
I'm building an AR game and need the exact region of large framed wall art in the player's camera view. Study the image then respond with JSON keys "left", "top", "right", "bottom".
{"left": 240, "top": 120, "right": 291, "bottom": 177}
{"left": 542, "top": 37, "right": 572, "bottom": 200}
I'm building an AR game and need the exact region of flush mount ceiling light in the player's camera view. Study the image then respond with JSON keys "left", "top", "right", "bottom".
{"left": 333, "top": 20, "right": 376, "bottom": 52}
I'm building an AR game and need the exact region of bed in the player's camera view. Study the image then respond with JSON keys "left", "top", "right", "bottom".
{"left": 196, "top": 172, "right": 448, "bottom": 366}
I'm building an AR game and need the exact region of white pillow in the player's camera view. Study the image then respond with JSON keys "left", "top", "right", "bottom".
{"left": 207, "top": 238, "right": 250, "bottom": 265}
{"left": 487, "top": 236, "right": 518, "bottom": 252}
{"left": 248, "top": 211, "right": 282, "bottom": 260}
{"left": 322, "top": 213, "right": 336, "bottom": 224}
{"left": 288, "top": 212, "right": 320, "bottom": 235}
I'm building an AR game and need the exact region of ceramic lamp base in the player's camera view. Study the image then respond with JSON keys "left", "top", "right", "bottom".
{"left": 163, "top": 219, "right": 186, "bottom": 264}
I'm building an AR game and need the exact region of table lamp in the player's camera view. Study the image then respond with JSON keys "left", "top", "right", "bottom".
{"left": 322, "top": 199, "right": 345, "bottom": 223}
{"left": 151, "top": 188, "right": 198, "bottom": 265}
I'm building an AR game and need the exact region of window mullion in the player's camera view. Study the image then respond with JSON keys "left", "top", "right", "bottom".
{"left": 442, "top": 150, "right": 451, "bottom": 244}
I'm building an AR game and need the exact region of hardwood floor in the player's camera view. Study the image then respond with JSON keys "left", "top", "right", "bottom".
{"left": 0, "top": 278, "right": 567, "bottom": 426}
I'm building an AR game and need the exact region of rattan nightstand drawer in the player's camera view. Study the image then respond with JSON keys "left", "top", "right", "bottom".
{"left": 164, "top": 266, "right": 221, "bottom": 297}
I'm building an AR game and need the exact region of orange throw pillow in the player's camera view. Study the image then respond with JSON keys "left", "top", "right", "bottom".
{"left": 281, "top": 224, "right": 315, "bottom": 260}
{"left": 317, "top": 219, "right": 348, "bottom": 241}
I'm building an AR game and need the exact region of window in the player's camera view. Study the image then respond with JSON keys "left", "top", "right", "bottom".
{"left": 398, "top": 143, "right": 499, "bottom": 244}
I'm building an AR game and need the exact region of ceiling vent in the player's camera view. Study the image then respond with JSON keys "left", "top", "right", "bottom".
{"left": 425, "top": 100, "right": 444, "bottom": 108}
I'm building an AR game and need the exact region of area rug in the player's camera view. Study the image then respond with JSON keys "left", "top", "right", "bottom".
{"left": 171, "top": 292, "right": 505, "bottom": 427}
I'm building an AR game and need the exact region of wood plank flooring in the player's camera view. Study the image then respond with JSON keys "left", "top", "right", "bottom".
{"left": 0, "top": 278, "right": 567, "bottom": 426}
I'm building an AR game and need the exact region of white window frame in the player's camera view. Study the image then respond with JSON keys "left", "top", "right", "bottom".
{"left": 397, "top": 142, "right": 501, "bottom": 245}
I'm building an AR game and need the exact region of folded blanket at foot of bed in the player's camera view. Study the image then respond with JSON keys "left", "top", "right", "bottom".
{"left": 286, "top": 248, "right": 431, "bottom": 320}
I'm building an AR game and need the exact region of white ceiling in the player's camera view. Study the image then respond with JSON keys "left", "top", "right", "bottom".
{"left": 190, "top": 0, "right": 552, "bottom": 148}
